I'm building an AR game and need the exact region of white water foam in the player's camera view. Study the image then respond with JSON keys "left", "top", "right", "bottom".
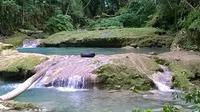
{"left": 151, "top": 65, "right": 176, "bottom": 92}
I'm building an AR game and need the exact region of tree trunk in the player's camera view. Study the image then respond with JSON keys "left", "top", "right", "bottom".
{"left": 0, "top": 69, "right": 46, "bottom": 101}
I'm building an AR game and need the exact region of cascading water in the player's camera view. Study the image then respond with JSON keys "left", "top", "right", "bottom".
{"left": 33, "top": 55, "right": 109, "bottom": 91}
{"left": 151, "top": 65, "right": 175, "bottom": 92}
{"left": 22, "top": 39, "right": 40, "bottom": 48}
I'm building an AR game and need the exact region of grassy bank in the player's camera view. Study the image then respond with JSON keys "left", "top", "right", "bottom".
{"left": 41, "top": 28, "right": 173, "bottom": 48}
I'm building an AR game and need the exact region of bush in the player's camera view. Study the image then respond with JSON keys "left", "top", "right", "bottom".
{"left": 0, "top": 0, "right": 21, "bottom": 35}
{"left": 185, "top": 89, "right": 200, "bottom": 111}
{"left": 89, "top": 0, "right": 156, "bottom": 29}
{"left": 118, "top": 0, "right": 156, "bottom": 27}
{"left": 184, "top": 7, "right": 200, "bottom": 31}
{"left": 89, "top": 17, "right": 123, "bottom": 30}
{"left": 45, "top": 14, "right": 74, "bottom": 34}
{"left": 117, "top": 13, "right": 141, "bottom": 27}
{"left": 177, "top": 7, "right": 200, "bottom": 51}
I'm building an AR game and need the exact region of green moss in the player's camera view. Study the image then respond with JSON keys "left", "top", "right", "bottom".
{"left": 169, "top": 62, "right": 194, "bottom": 90}
{"left": 0, "top": 42, "right": 14, "bottom": 52}
{"left": 41, "top": 28, "right": 173, "bottom": 48}
{"left": 4, "top": 32, "right": 31, "bottom": 47}
{"left": 0, "top": 55, "right": 44, "bottom": 72}
{"left": 96, "top": 64, "right": 153, "bottom": 91}
{"left": 154, "top": 57, "right": 170, "bottom": 66}
{"left": 1, "top": 101, "right": 39, "bottom": 110}
{"left": 0, "top": 54, "right": 47, "bottom": 81}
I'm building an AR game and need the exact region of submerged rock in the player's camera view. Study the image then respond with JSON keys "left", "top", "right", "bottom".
{"left": 0, "top": 100, "right": 41, "bottom": 112}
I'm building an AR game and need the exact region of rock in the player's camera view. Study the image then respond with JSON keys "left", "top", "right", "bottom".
{"left": 158, "top": 51, "right": 200, "bottom": 90}
{"left": 107, "top": 90, "right": 120, "bottom": 93}
{"left": 122, "top": 46, "right": 134, "bottom": 49}
{"left": 148, "top": 52, "right": 157, "bottom": 55}
{"left": 0, "top": 101, "right": 40, "bottom": 111}
{"left": 0, "top": 42, "right": 14, "bottom": 52}
{"left": 32, "top": 55, "right": 109, "bottom": 88}
{"left": 96, "top": 53, "right": 160, "bottom": 91}
{"left": 130, "top": 43, "right": 138, "bottom": 48}
{"left": 0, "top": 51, "right": 47, "bottom": 81}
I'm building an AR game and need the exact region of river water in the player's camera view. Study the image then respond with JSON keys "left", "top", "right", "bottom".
{"left": 0, "top": 47, "right": 192, "bottom": 112}
{"left": 17, "top": 47, "right": 169, "bottom": 55}
{"left": 0, "top": 83, "right": 190, "bottom": 112}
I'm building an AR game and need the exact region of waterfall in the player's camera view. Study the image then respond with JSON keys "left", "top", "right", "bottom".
{"left": 33, "top": 55, "right": 109, "bottom": 91}
{"left": 151, "top": 65, "right": 175, "bottom": 92}
{"left": 22, "top": 39, "right": 40, "bottom": 48}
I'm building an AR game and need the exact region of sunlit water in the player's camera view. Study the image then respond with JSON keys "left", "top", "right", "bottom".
{"left": 17, "top": 47, "right": 169, "bottom": 55}
{"left": 0, "top": 83, "right": 191, "bottom": 112}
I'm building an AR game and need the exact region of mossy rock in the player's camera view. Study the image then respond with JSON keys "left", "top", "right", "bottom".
{"left": 169, "top": 62, "right": 194, "bottom": 90}
{"left": 95, "top": 53, "right": 160, "bottom": 91}
{"left": 0, "top": 43, "right": 14, "bottom": 52}
{"left": 96, "top": 64, "right": 154, "bottom": 91}
{"left": 0, "top": 52, "right": 47, "bottom": 81}
{"left": 158, "top": 51, "right": 200, "bottom": 90}
{"left": 3, "top": 32, "right": 31, "bottom": 47}
{"left": 0, "top": 100, "right": 40, "bottom": 111}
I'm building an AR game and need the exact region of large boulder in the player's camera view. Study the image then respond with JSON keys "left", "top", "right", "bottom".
{"left": 95, "top": 53, "right": 161, "bottom": 91}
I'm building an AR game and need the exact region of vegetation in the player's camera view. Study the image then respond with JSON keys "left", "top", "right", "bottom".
{"left": 0, "top": 52, "right": 47, "bottom": 81}
{"left": 41, "top": 28, "right": 173, "bottom": 47}
{"left": 46, "top": 14, "right": 74, "bottom": 34}
{"left": 0, "top": 42, "right": 13, "bottom": 52}
{"left": 3, "top": 32, "right": 31, "bottom": 47}
{"left": 0, "top": 0, "right": 199, "bottom": 51}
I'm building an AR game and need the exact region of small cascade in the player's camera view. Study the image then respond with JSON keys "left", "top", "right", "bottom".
{"left": 151, "top": 65, "right": 175, "bottom": 92}
{"left": 33, "top": 55, "right": 109, "bottom": 91}
{"left": 22, "top": 39, "right": 40, "bottom": 48}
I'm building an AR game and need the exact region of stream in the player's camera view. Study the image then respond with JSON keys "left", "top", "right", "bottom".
{"left": 0, "top": 83, "right": 190, "bottom": 112}
{"left": 17, "top": 47, "right": 169, "bottom": 55}
{"left": 0, "top": 47, "right": 192, "bottom": 112}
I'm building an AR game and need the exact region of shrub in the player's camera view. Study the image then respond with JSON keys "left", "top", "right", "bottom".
{"left": 184, "top": 7, "right": 200, "bottom": 31}
{"left": 118, "top": 0, "right": 156, "bottom": 27}
{"left": 45, "top": 14, "right": 74, "bottom": 34}
{"left": 177, "top": 7, "right": 200, "bottom": 51}
{"left": 0, "top": 0, "right": 21, "bottom": 35}
{"left": 185, "top": 89, "right": 200, "bottom": 111}
{"left": 89, "top": 17, "right": 123, "bottom": 30}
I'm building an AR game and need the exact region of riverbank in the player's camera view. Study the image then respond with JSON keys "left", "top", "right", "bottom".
{"left": 1, "top": 28, "right": 173, "bottom": 48}
{"left": 40, "top": 28, "right": 173, "bottom": 48}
